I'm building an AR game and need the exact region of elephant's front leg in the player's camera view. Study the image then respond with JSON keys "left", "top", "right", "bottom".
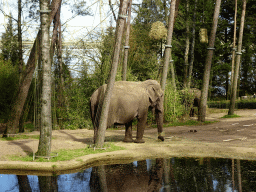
{"left": 123, "top": 121, "right": 133, "bottom": 142}
{"left": 134, "top": 113, "right": 147, "bottom": 143}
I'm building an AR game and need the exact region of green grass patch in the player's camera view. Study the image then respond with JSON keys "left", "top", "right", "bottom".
{"left": 0, "top": 134, "right": 39, "bottom": 141}
{"left": 8, "top": 143, "right": 125, "bottom": 162}
{"left": 221, "top": 114, "right": 241, "bottom": 118}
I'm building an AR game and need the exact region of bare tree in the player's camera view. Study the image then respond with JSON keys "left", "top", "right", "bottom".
{"left": 36, "top": 0, "right": 52, "bottom": 156}
{"left": 198, "top": 0, "right": 221, "bottom": 122}
{"left": 95, "top": 0, "right": 129, "bottom": 147}
{"left": 228, "top": 0, "right": 246, "bottom": 115}
{"left": 161, "top": 0, "right": 176, "bottom": 92}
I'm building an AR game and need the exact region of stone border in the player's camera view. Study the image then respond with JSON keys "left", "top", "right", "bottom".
{"left": 1, "top": 142, "right": 256, "bottom": 176}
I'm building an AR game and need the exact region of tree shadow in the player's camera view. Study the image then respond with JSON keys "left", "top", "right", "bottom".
{"left": 8, "top": 140, "right": 34, "bottom": 155}
{"left": 57, "top": 130, "right": 126, "bottom": 144}
{"left": 57, "top": 130, "right": 89, "bottom": 144}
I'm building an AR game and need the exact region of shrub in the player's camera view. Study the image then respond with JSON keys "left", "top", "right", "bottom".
{"left": 0, "top": 58, "right": 19, "bottom": 121}
{"left": 164, "top": 82, "right": 185, "bottom": 122}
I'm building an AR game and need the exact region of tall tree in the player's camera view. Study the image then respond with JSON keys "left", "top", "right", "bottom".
{"left": 183, "top": 0, "right": 190, "bottom": 88}
{"left": 198, "top": 0, "right": 222, "bottom": 122}
{"left": 187, "top": 0, "right": 197, "bottom": 89}
{"left": 1, "top": 16, "right": 19, "bottom": 65}
{"left": 36, "top": 0, "right": 52, "bottom": 156}
{"left": 230, "top": 0, "right": 237, "bottom": 95}
{"left": 161, "top": 0, "right": 176, "bottom": 92}
{"left": 122, "top": 0, "right": 132, "bottom": 81}
{"left": 228, "top": 0, "right": 246, "bottom": 115}
{"left": 18, "top": 0, "right": 23, "bottom": 83}
{"left": 95, "top": 0, "right": 129, "bottom": 147}
{"left": 3, "top": 0, "right": 62, "bottom": 137}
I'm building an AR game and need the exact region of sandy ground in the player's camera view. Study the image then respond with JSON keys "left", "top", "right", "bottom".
{"left": 1, "top": 109, "right": 256, "bottom": 175}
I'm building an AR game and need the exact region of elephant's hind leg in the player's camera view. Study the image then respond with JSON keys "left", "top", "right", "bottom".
{"left": 123, "top": 121, "right": 134, "bottom": 142}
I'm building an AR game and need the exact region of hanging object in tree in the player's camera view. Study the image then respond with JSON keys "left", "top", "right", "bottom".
{"left": 149, "top": 21, "right": 167, "bottom": 40}
{"left": 199, "top": 28, "right": 208, "bottom": 43}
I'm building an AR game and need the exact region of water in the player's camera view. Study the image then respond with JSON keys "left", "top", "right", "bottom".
{"left": 1, "top": 157, "right": 255, "bottom": 191}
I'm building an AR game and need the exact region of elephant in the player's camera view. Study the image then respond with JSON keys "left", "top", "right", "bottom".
{"left": 90, "top": 80, "right": 164, "bottom": 143}
{"left": 181, "top": 88, "right": 201, "bottom": 117}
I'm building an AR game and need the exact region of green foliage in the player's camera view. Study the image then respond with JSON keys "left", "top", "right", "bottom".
{"left": 208, "top": 99, "right": 256, "bottom": 109}
{"left": 181, "top": 88, "right": 197, "bottom": 117}
{"left": 1, "top": 16, "right": 19, "bottom": 66}
{"left": 62, "top": 78, "right": 93, "bottom": 129}
{"left": 24, "top": 123, "right": 35, "bottom": 132}
{"left": 9, "top": 143, "right": 125, "bottom": 162}
{"left": 0, "top": 58, "right": 19, "bottom": 121}
{"left": 164, "top": 82, "right": 185, "bottom": 122}
{"left": 221, "top": 114, "right": 241, "bottom": 118}
{"left": 0, "top": 134, "right": 39, "bottom": 141}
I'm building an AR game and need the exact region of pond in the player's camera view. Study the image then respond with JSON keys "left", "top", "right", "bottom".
{"left": 0, "top": 157, "right": 255, "bottom": 191}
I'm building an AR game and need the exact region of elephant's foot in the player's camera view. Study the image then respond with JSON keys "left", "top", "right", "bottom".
{"left": 134, "top": 139, "right": 145, "bottom": 143}
{"left": 123, "top": 137, "right": 134, "bottom": 143}
{"left": 158, "top": 135, "right": 164, "bottom": 141}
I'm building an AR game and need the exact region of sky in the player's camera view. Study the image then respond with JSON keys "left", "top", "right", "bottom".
{"left": 0, "top": 0, "right": 116, "bottom": 38}
{"left": 0, "top": 0, "right": 122, "bottom": 75}
{"left": 0, "top": 0, "right": 138, "bottom": 76}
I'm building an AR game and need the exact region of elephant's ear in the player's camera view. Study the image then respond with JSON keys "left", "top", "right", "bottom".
{"left": 147, "top": 85, "right": 164, "bottom": 112}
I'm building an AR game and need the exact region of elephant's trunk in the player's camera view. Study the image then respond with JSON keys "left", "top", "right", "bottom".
{"left": 155, "top": 109, "right": 164, "bottom": 141}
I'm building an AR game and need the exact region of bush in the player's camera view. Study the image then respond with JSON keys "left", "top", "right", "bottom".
{"left": 0, "top": 58, "right": 19, "bottom": 121}
{"left": 164, "top": 82, "right": 185, "bottom": 122}
{"left": 208, "top": 99, "right": 256, "bottom": 109}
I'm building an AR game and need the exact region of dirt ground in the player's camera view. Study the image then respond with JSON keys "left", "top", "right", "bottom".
{"left": 1, "top": 109, "right": 256, "bottom": 175}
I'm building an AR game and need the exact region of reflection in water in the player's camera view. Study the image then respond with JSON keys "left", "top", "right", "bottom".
{"left": 1, "top": 157, "right": 256, "bottom": 191}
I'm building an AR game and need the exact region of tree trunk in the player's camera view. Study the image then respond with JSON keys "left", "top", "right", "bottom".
{"left": 161, "top": 0, "right": 176, "bottom": 92}
{"left": 122, "top": 0, "right": 132, "bottom": 81}
{"left": 36, "top": 0, "right": 52, "bottom": 156}
{"left": 38, "top": 176, "right": 58, "bottom": 192}
{"left": 183, "top": 0, "right": 189, "bottom": 88}
{"left": 3, "top": 0, "right": 62, "bottom": 137}
{"left": 237, "top": 160, "right": 242, "bottom": 192}
{"left": 228, "top": 0, "right": 246, "bottom": 115}
{"left": 17, "top": 175, "right": 32, "bottom": 192}
{"left": 187, "top": 0, "right": 197, "bottom": 89}
{"left": 198, "top": 0, "right": 221, "bottom": 122}
{"left": 230, "top": 0, "right": 237, "bottom": 96}
{"left": 95, "top": 0, "right": 129, "bottom": 148}
{"left": 18, "top": 0, "right": 23, "bottom": 84}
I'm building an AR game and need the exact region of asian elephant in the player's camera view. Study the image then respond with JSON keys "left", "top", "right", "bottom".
{"left": 90, "top": 80, "right": 164, "bottom": 143}
{"left": 181, "top": 88, "right": 201, "bottom": 117}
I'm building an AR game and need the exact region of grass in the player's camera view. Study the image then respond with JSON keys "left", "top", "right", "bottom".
{"left": 221, "top": 114, "right": 241, "bottom": 118}
{"left": 0, "top": 134, "right": 39, "bottom": 141}
{"left": 207, "top": 108, "right": 229, "bottom": 114}
{"left": 8, "top": 143, "right": 125, "bottom": 162}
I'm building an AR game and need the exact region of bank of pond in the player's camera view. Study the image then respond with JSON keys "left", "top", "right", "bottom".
{"left": 1, "top": 157, "right": 255, "bottom": 191}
